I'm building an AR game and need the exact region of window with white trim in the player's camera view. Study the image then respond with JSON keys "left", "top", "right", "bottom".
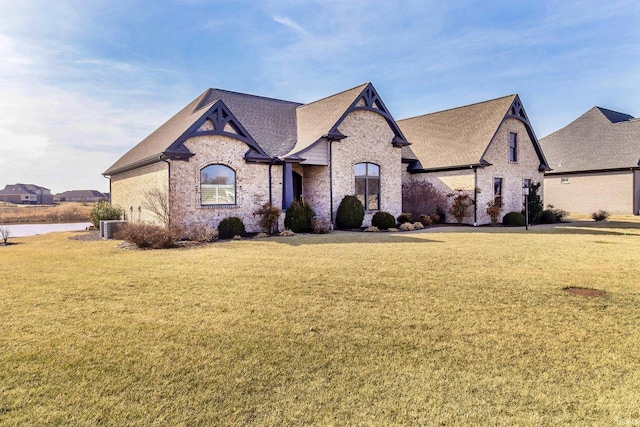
{"left": 200, "top": 164, "right": 236, "bottom": 205}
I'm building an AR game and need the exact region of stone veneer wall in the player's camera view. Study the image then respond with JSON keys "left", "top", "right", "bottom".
{"left": 405, "top": 118, "right": 544, "bottom": 225}
{"left": 330, "top": 109, "right": 403, "bottom": 226}
{"left": 170, "top": 135, "right": 282, "bottom": 233}
{"left": 544, "top": 170, "right": 636, "bottom": 215}
{"left": 109, "top": 162, "right": 169, "bottom": 223}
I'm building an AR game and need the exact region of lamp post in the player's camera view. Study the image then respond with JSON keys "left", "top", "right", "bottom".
{"left": 523, "top": 183, "right": 530, "bottom": 231}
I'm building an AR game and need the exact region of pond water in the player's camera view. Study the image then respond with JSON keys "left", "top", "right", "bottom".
{"left": 1, "top": 222, "right": 92, "bottom": 237}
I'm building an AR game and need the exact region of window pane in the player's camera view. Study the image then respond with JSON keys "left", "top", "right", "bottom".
{"left": 354, "top": 163, "right": 367, "bottom": 177}
{"left": 368, "top": 177, "right": 380, "bottom": 210}
{"left": 368, "top": 164, "right": 380, "bottom": 176}
{"left": 355, "top": 177, "right": 366, "bottom": 196}
{"left": 201, "top": 165, "right": 235, "bottom": 205}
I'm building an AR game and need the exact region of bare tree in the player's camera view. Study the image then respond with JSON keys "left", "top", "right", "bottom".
{"left": 0, "top": 226, "right": 10, "bottom": 245}
{"left": 143, "top": 185, "right": 171, "bottom": 227}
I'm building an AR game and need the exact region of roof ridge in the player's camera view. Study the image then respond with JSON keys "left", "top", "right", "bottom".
{"left": 398, "top": 94, "right": 516, "bottom": 122}
{"left": 298, "top": 82, "right": 369, "bottom": 108}
{"left": 208, "top": 88, "right": 303, "bottom": 105}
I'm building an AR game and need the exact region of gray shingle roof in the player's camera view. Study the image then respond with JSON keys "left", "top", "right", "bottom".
{"left": 397, "top": 95, "right": 517, "bottom": 170}
{"left": 104, "top": 84, "right": 379, "bottom": 175}
{"left": 540, "top": 107, "right": 640, "bottom": 173}
{"left": 55, "top": 190, "right": 107, "bottom": 198}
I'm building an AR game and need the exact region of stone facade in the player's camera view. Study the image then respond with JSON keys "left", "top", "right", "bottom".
{"left": 110, "top": 162, "right": 169, "bottom": 223}
{"left": 171, "top": 135, "right": 282, "bottom": 233}
{"left": 405, "top": 118, "right": 544, "bottom": 225}
{"left": 545, "top": 170, "right": 638, "bottom": 215}
{"left": 330, "top": 110, "right": 403, "bottom": 226}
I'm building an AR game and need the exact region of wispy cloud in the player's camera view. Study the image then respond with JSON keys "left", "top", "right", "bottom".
{"left": 272, "top": 15, "right": 309, "bottom": 36}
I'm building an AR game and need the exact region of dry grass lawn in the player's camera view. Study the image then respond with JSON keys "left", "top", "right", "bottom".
{"left": 1, "top": 220, "right": 640, "bottom": 425}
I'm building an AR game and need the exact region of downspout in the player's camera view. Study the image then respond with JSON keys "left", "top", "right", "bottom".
{"left": 161, "top": 158, "right": 171, "bottom": 226}
{"left": 329, "top": 139, "right": 334, "bottom": 225}
{"left": 268, "top": 163, "right": 273, "bottom": 206}
{"left": 473, "top": 166, "right": 478, "bottom": 226}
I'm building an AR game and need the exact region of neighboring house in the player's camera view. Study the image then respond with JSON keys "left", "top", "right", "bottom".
{"left": 540, "top": 107, "right": 640, "bottom": 215}
{"left": 103, "top": 83, "right": 409, "bottom": 231}
{"left": 54, "top": 190, "right": 108, "bottom": 203}
{"left": 398, "top": 95, "right": 550, "bottom": 225}
{"left": 0, "top": 184, "right": 54, "bottom": 205}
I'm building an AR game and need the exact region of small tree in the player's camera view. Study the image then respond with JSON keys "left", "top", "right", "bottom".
{"left": 0, "top": 226, "right": 10, "bottom": 245}
{"left": 523, "top": 182, "right": 544, "bottom": 224}
{"left": 253, "top": 202, "right": 281, "bottom": 234}
{"left": 143, "top": 185, "right": 171, "bottom": 227}
{"left": 448, "top": 190, "right": 473, "bottom": 224}
{"left": 486, "top": 199, "right": 502, "bottom": 225}
{"left": 402, "top": 180, "right": 447, "bottom": 220}
{"left": 90, "top": 200, "right": 124, "bottom": 228}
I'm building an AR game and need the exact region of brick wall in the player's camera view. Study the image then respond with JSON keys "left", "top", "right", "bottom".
{"left": 110, "top": 162, "right": 169, "bottom": 223}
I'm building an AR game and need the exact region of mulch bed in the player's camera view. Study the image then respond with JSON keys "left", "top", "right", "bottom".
{"left": 68, "top": 230, "right": 102, "bottom": 241}
{"left": 563, "top": 287, "right": 606, "bottom": 297}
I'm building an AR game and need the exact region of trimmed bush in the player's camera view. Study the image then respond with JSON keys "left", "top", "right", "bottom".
{"left": 538, "top": 210, "right": 556, "bottom": 224}
{"left": 185, "top": 222, "right": 218, "bottom": 242}
{"left": 115, "top": 223, "right": 183, "bottom": 249}
{"left": 218, "top": 216, "right": 245, "bottom": 239}
{"left": 419, "top": 214, "right": 433, "bottom": 227}
{"left": 592, "top": 210, "right": 610, "bottom": 221}
{"left": 397, "top": 213, "right": 412, "bottom": 224}
{"left": 284, "top": 200, "right": 315, "bottom": 233}
{"left": 503, "top": 211, "right": 526, "bottom": 226}
{"left": 372, "top": 211, "right": 396, "bottom": 230}
{"left": 90, "top": 200, "right": 124, "bottom": 228}
{"left": 413, "top": 222, "right": 424, "bottom": 230}
{"left": 335, "top": 195, "right": 365, "bottom": 230}
{"left": 430, "top": 213, "right": 441, "bottom": 224}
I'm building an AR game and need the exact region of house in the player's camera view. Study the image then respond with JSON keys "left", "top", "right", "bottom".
{"left": 0, "top": 184, "right": 54, "bottom": 205}
{"left": 103, "top": 83, "right": 409, "bottom": 232}
{"left": 397, "top": 95, "right": 550, "bottom": 225}
{"left": 540, "top": 107, "right": 640, "bottom": 215}
{"left": 54, "top": 190, "right": 108, "bottom": 203}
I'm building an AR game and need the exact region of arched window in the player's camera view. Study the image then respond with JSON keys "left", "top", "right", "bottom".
{"left": 200, "top": 164, "right": 236, "bottom": 205}
{"left": 355, "top": 162, "right": 380, "bottom": 211}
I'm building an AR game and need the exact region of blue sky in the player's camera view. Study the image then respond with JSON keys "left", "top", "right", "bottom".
{"left": 1, "top": 0, "right": 638, "bottom": 193}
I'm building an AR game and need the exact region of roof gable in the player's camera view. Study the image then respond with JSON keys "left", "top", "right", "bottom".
{"left": 286, "top": 83, "right": 408, "bottom": 159}
{"left": 540, "top": 107, "right": 640, "bottom": 173}
{"left": 399, "top": 95, "right": 549, "bottom": 171}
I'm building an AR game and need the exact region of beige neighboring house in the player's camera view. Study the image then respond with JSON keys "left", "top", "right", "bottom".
{"left": 103, "top": 83, "right": 409, "bottom": 232}
{"left": 398, "top": 95, "right": 550, "bottom": 225}
{"left": 54, "top": 190, "right": 108, "bottom": 203}
{"left": 540, "top": 107, "right": 640, "bottom": 215}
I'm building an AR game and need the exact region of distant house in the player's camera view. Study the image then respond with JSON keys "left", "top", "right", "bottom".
{"left": 540, "top": 107, "right": 640, "bottom": 215}
{"left": 54, "top": 190, "right": 108, "bottom": 203}
{"left": 103, "top": 83, "right": 409, "bottom": 231}
{"left": 0, "top": 184, "right": 54, "bottom": 205}
{"left": 398, "top": 95, "right": 550, "bottom": 225}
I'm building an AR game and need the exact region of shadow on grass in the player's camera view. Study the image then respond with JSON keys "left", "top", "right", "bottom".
{"left": 265, "top": 232, "right": 443, "bottom": 246}
{"left": 473, "top": 221, "right": 640, "bottom": 237}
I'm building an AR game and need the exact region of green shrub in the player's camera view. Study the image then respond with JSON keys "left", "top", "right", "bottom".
{"left": 592, "top": 210, "right": 610, "bottom": 221}
{"left": 372, "top": 211, "right": 396, "bottom": 230}
{"left": 549, "top": 206, "right": 568, "bottom": 222}
{"left": 523, "top": 182, "right": 544, "bottom": 224}
{"left": 397, "top": 213, "right": 412, "bottom": 224}
{"left": 253, "top": 202, "right": 281, "bottom": 234}
{"left": 539, "top": 210, "right": 556, "bottom": 224}
{"left": 218, "top": 216, "right": 246, "bottom": 239}
{"left": 503, "top": 211, "right": 526, "bottom": 226}
{"left": 419, "top": 214, "right": 433, "bottom": 227}
{"left": 284, "top": 200, "right": 315, "bottom": 233}
{"left": 90, "top": 200, "right": 124, "bottom": 228}
{"left": 115, "top": 223, "right": 183, "bottom": 249}
{"left": 335, "top": 195, "right": 365, "bottom": 230}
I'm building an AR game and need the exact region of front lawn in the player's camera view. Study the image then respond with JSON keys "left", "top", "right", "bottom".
{"left": 1, "top": 222, "right": 640, "bottom": 425}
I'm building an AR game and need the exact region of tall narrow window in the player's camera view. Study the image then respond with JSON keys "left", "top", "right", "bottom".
{"left": 355, "top": 162, "right": 380, "bottom": 210}
{"left": 509, "top": 132, "right": 518, "bottom": 162}
{"left": 200, "top": 164, "right": 236, "bottom": 205}
{"left": 494, "top": 177, "right": 503, "bottom": 207}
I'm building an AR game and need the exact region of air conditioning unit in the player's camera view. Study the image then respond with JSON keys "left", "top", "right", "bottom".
{"left": 100, "top": 220, "right": 128, "bottom": 239}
